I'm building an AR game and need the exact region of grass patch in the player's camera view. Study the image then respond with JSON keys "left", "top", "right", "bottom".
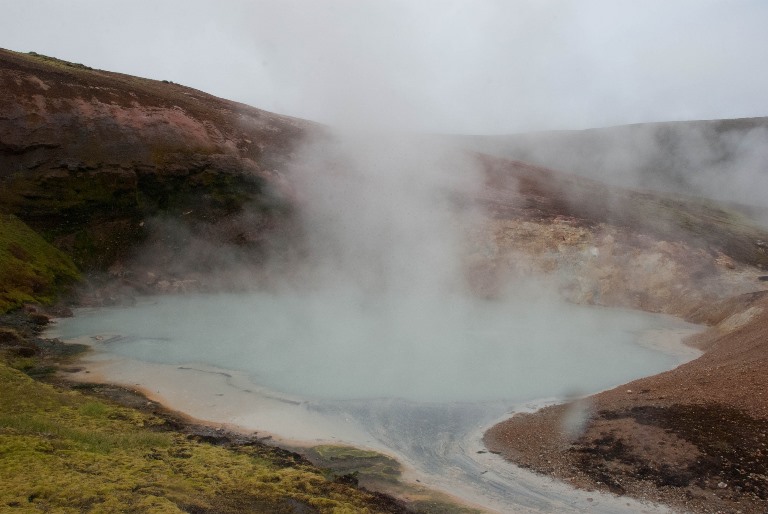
{"left": 0, "top": 215, "right": 79, "bottom": 313}
{"left": 0, "top": 413, "right": 172, "bottom": 454}
{"left": 27, "top": 51, "right": 92, "bottom": 70}
{"left": 307, "top": 445, "right": 403, "bottom": 485}
{"left": 0, "top": 363, "right": 407, "bottom": 513}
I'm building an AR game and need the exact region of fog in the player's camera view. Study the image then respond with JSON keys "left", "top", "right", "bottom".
{"left": 287, "top": 132, "right": 483, "bottom": 295}
{"left": 5, "top": 1, "right": 766, "bottom": 213}
{"left": 3, "top": 1, "right": 767, "bottom": 133}
{"left": 52, "top": 121, "right": 701, "bottom": 506}
{"left": 9, "top": 1, "right": 765, "bottom": 510}
{"left": 57, "top": 293, "right": 692, "bottom": 403}
{"left": 469, "top": 118, "right": 768, "bottom": 211}
{"left": 7, "top": 0, "right": 758, "bottom": 406}
{"left": 59, "top": 130, "right": 698, "bottom": 404}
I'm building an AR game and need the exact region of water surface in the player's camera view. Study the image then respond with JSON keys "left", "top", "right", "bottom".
{"left": 52, "top": 292, "right": 698, "bottom": 513}
{"left": 54, "top": 292, "right": 693, "bottom": 403}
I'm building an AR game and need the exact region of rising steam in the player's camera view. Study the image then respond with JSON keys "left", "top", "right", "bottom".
{"left": 286, "top": 131, "right": 484, "bottom": 296}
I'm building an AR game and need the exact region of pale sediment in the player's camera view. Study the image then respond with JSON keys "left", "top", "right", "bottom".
{"left": 53, "top": 322, "right": 701, "bottom": 514}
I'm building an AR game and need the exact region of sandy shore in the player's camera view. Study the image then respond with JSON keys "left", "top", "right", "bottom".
{"left": 61, "top": 344, "right": 380, "bottom": 446}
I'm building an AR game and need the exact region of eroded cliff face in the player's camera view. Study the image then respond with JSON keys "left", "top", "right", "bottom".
{"left": 464, "top": 156, "right": 768, "bottom": 321}
{"left": 467, "top": 217, "right": 759, "bottom": 321}
{"left": 2, "top": 48, "right": 767, "bottom": 316}
{"left": 0, "top": 49, "right": 311, "bottom": 270}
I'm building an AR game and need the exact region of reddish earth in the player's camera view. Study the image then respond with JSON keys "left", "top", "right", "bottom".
{"left": 477, "top": 156, "right": 768, "bottom": 514}
{"left": 4, "top": 47, "right": 768, "bottom": 513}
{"left": 0, "top": 48, "right": 312, "bottom": 271}
{"left": 485, "top": 291, "right": 768, "bottom": 513}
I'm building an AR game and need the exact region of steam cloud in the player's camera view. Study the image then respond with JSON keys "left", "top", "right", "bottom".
{"left": 31, "top": 0, "right": 763, "bottom": 405}
{"left": 4, "top": 1, "right": 767, "bottom": 134}
{"left": 287, "top": 131, "right": 483, "bottom": 297}
{"left": 471, "top": 120, "right": 768, "bottom": 215}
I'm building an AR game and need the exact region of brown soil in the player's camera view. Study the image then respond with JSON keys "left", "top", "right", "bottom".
{"left": 485, "top": 291, "right": 768, "bottom": 513}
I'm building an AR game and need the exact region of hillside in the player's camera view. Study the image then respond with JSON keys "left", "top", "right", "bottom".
{"left": 2, "top": 46, "right": 767, "bottom": 302}
{"left": 2, "top": 48, "right": 768, "bottom": 513}
{"left": 484, "top": 291, "right": 768, "bottom": 513}
{"left": 0, "top": 48, "right": 311, "bottom": 271}
{"left": 465, "top": 117, "right": 768, "bottom": 212}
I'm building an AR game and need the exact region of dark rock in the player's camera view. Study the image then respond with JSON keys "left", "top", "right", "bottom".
{"left": 334, "top": 473, "right": 359, "bottom": 486}
{"left": 28, "top": 313, "right": 50, "bottom": 325}
{"left": 0, "top": 327, "right": 23, "bottom": 344}
{"left": 6, "top": 346, "right": 37, "bottom": 358}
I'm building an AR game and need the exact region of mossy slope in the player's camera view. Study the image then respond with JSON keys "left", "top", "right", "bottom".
{"left": 0, "top": 214, "right": 79, "bottom": 313}
{"left": 0, "top": 362, "right": 405, "bottom": 513}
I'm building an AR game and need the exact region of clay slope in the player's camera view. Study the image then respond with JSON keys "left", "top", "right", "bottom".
{"left": 466, "top": 155, "right": 768, "bottom": 320}
{"left": 0, "top": 48, "right": 312, "bottom": 269}
{"left": 465, "top": 116, "right": 768, "bottom": 208}
{"left": 484, "top": 292, "right": 768, "bottom": 513}
{"left": 476, "top": 157, "right": 768, "bottom": 514}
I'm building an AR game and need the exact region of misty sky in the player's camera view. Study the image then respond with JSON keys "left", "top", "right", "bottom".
{"left": 2, "top": 0, "right": 767, "bottom": 133}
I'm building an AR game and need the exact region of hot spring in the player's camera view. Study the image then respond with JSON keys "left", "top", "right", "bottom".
{"left": 53, "top": 290, "right": 694, "bottom": 404}
{"left": 51, "top": 289, "right": 699, "bottom": 512}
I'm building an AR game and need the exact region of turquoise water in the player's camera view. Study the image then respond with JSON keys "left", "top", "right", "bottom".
{"left": 53, "top": 291, "right": 694, "bottom": 404}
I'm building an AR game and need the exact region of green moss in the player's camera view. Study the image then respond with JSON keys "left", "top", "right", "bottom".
{"left": 0, "top": 363, "right": 405, "bottom": 513}
{"left": 313, "top": 445, "right": 386, "bottom": 461}
{"left": 27, "top": 51, "right": 92, "bottom": 70}
{"left": 307, "top": 445, "right": 402, "bottom": 485}
{"left": 408, "top": 499, "right": 484, "bottom": 514}
{"left": 0, "top": 170, "right": 140, "bottom": 231}
{"left": 135, "top": 164, "right": 267, "bottom": 220}
{"left": 0, "top": 214, "right": 80, "bottom": 313}
{"left": 7, "top": 357, "right": 36, "bottom": 371}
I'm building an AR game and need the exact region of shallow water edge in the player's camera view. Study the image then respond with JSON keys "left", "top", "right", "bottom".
{"left": 49, "top": 316, "right": 700, "bottom": 513}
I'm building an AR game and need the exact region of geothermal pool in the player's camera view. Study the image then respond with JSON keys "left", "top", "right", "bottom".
{"left": 52, "top": 292, "right": 699, "bottom": 513}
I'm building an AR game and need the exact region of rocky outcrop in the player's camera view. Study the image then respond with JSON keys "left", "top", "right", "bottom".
{"left": 0, "top": 49, "right": 312, "bottom": 269}
{"left": 463, "top": 156, "right": 768, "bottom": 320}
{"left": 475, "top": 155, "right": 768, "bottom": 270}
